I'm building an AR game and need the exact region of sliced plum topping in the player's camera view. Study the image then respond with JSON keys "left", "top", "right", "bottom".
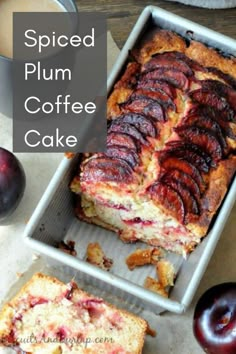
{"left": 175, "top": 126, "right": 223, "bottom": 162}
{"left": 189, "top": 89, "right": 234, "bottom": 118}
{"left": 187, "top": 105, "right": 236, "bottom": 139}
{"left": 159, "top": 154, "right": 205, "bottom": 193}
{"left": 120, "top": 96, "right": 166, "bottom": 122}
{"left": 143, "top": 53, "right": 193, "bottom": 76}
{"left": 82, "top": 157, "right": 133, "bottom": 183}
{"left": 108, "top": 122, "right": 148, "bottom": 145}
{"left": 207, "top": 67, "right": 236, "bottom": 90}
{"left": 166, "top": 140, "right": 214, "bottom": 167}
{"left": 161, "top": 174, "right": 200, "bottom": 217}
{"left": 107, "top": 132, "right": 138, "bottom": 151}
{"left": 155, "top": 51, "right": 206, "bottom": 72}
{"left": 140, "top": 68, "right": 189, "bottom": 90}
{"left": 180, "top": 114, "right": 227, "bottom": 150}
{"left": 188, "top": 103, "right": 234, "bottom": 122}
{"left": 136, "top": 79, "right": 176, "bottom": 98}
{"left": 132, "top": 89, "right": 176, "bottom": 110}
{"left": 199, "top": 79, "right": 236, "bottom": 112}
{"left": 164, "top": 169, "right": 201, "bottom": 199}
{"left": 104, "top": 145, "right": 139, "bottom": 168}
{"left": 165, "top": 145, "right": 209, "bottom": 173}
{"left": 148, "top": 181, "right": 185, "bottom": 223}
{"left": 112, "top": 113, "right": 157, "bottom": 138}
{"left": 143, "top": 102, "right": 166, "bottom": 122}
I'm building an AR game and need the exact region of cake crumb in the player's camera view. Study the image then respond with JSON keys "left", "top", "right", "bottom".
{"left": 146, "top": 323, "right": 157, "bottom": 337}
{"left": 144, "top": 276, "right": 168, "bottom": 298}
{"left": 86, "top": 242, "right": 113, "bottom": 271}
{"left": 126, "top": 248, "right": 164, "bottom": 270}
{"left": 151, "top": 248, "right": 165, "bottom": 264}
{"left": 156, "top": 260, "right": 175, "bottom": 287}
{"left": 58, "top": 240, "right": 77, "bottom": 256}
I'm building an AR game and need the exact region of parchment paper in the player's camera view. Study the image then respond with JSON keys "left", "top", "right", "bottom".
{"left": 0, "top": 31, "right": 235, "bottom": 354}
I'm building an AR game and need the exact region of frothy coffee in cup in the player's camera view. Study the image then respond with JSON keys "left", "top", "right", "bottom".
{"left": 0, "top": 0, "right": 66, "bottom": 58}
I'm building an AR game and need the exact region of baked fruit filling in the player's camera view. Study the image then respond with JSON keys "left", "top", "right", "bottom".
{"left": 70, "top": 30, "right": 236, "bottom": 256}
{"left": 0, "top": 273, "right": 147, "bottom": 353}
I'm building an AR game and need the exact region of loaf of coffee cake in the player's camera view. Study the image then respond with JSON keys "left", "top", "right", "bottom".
{"left": 70, "top": 29, "right": 236, "bottom": 256}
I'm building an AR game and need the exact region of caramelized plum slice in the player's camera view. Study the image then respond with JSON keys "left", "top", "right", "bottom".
{"left": 200, "top": 79, "right": 236, "bottom": 112}
{"left": 165, "top": 169, "right": 201, "bottom": 199}
{"left": 112, "top": 113, "right": 157, "bottom": 138}
{"left": 175, "top": 126, "right": 223, "bottom": 162}
{"left": 159, "top": 155, "right": 205, "bottom": 193}
{"left": 143, "top": 53, "right": 193, "bottom": 76}
{"left": 107, "top": 132, "right": 138, "bottom": 151}
{"left": 120, "top": 96, "right": 166, "bottom": 122}
{"left": 144, "top": 102, "right": 166, "bottom": 122}
{"left": 141, "top": 68, "right": 189, "bottom": 90}
{"left": 136, "top": 79, "right": 176, "bottom": 98}
{"left": 156, "top": 51, "right": 206, "bottom": 72}
{"left": 189, "top": 89, "right": 234, "bottom": 118}
{"left": 148, "top": 181, "right": 185, "bottom": 223}
{"left": 161, "top": 175, "right": 200, "bottom": 216}
{"left": 180, "top": 114, "right": 227, "bottom": 150}
{"left": 165, "top": 146, "right": 209, "bottom": 173}
{"left": 133, "top": 89, "right": 176, "bottom": 110}
{"left": 105, "top": 145, "right": 139, "bottom": 168}
{"left": 187, "top": 105, "right": 236, "bottom": 139}
{"left": 188, "top": 103, "right": 234, "bottom": 122}
{"left": 166, "top": 141, "right": 214, "bottom": 168}
{"left": 207, "top": 67, "right": 236, "bottom": 90}
{"left": 108, "top": 122, "right": 148, "bottom": 146}
{"left": 82, "top": 157, "right": 133, "bottom": 183}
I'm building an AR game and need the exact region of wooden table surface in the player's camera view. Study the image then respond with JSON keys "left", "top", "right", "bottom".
{"left": 76, "top": 0, "right": 236, "bottom": 49}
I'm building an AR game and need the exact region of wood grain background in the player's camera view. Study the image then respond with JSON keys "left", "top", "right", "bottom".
{"left": 76, "top": 0, "right": 236, "bottom": 48}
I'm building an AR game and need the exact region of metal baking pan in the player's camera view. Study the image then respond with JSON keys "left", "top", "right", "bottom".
{"left": 24, "top": 5, "right": 236, "bottom": 314}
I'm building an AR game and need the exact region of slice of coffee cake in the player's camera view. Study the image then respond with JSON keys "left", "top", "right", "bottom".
{"left": 0, "top": 273, "right": 147, "bottom": 353}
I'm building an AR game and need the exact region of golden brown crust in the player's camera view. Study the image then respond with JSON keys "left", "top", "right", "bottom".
{"left": 133, "top": 29, "right": 187, "bottom": 64}
{"left": 107, "top": 87, "right": 132, "bottom": 118}
{"left": 186, "top": 41, "right": 236, "bottom": 78}
{"left": 202, "top": 156, "right": 236, "bottom": 213}
{"left": 114, "top": 62, "right": 140, "bottom": 90}
{"left": 107, "top": 62, "right": 140, "bottom": 119}
{"left": 187, "top": 155, "right": 236, "bottom": 237}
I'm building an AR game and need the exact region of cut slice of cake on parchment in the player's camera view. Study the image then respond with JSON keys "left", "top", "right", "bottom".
{"left": 0, "top": 273, "right": 147, "bottom": 354}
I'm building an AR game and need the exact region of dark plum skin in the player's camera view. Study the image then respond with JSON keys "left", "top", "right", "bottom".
{"left": 0, "top": 148, "right": 26, "bottom": 222}
{"left": 193, "top": 283, "right": 236, "bottom": 354}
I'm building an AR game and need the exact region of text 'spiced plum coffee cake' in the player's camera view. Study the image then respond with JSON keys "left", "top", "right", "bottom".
{"left": 0, "top": 273, "right": 147, "bottom": 353}
{"left": 70, "top": 30, "right": 236, "bottom": 256}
